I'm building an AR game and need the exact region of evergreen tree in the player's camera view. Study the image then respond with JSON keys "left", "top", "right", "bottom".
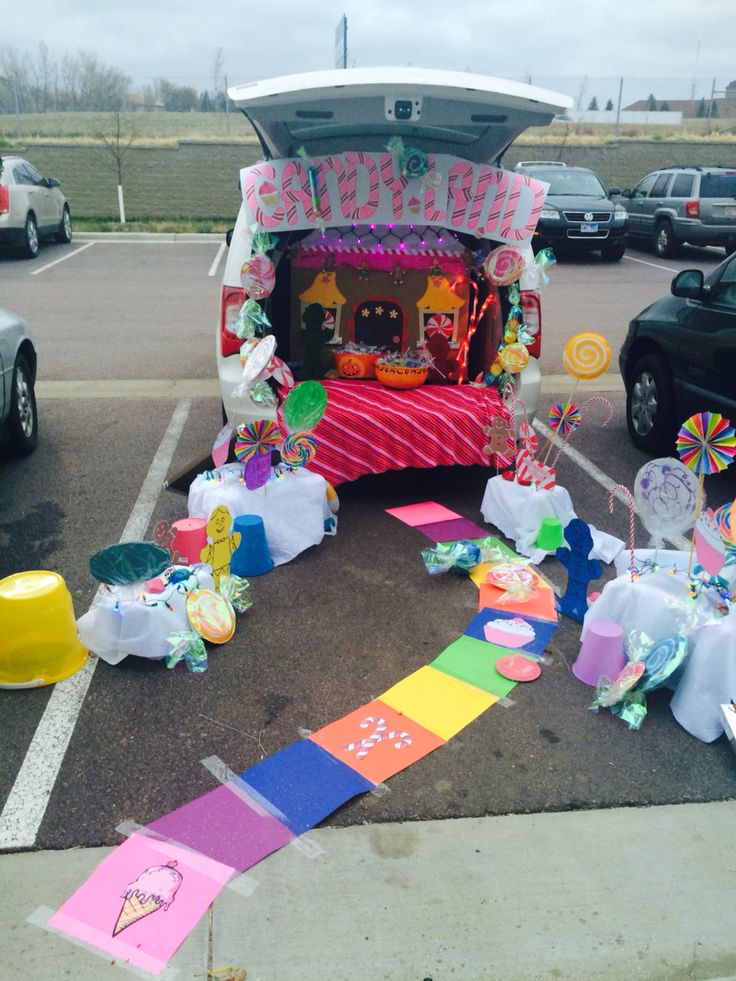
{"left": 605, "top": 99, "right": 614, "bottom": 111}
{"left": 587, "top": 96, "right": 599, "bottom": 111}
{"left": 646, "top": 93, "right": 657, "bottom": 111}
{"left": 659, "top": 101, "right": 670, "bottom": 111}
{"left": 696, "top": 97, "right": 706, "bottom": 117}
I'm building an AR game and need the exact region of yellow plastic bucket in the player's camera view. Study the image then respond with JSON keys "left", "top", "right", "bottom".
{"left": 0, "top": 571, "right": 87, "bottom": 688}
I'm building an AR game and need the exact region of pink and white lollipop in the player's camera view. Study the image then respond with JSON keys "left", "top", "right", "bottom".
{"left": 240, "top": 254, "right": 276, "bottom": 299}
{"left": 482, "top": 245, "right": 525, "bottom": 286}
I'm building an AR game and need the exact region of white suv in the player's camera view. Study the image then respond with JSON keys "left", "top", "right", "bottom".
{"left": 217, "top": 68, "right": 570, "bottom": 436}
{"left": 0, "top": 155, "right": 72, "bottom": 259}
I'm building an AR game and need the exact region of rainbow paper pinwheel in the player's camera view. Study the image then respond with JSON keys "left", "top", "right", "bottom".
{"left": 676, "top": 412, "right": 736, "bottom": 475}
{"left": 548, "top": 402, "right": 581, "bottom": 437}
{"left": 234, "top": 420, "right": 281, "bottom": 462}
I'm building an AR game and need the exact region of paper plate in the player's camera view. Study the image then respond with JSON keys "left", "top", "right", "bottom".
{"left": 495, "top": 654, "right": 542, "bottom": 682}
{"left": 186, "top": 589, "right": 236, "bottom": 644}
{"left": 240, "top": 335, "right": 277, "bottom": 384}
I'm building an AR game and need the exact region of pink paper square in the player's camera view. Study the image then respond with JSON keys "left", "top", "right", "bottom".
{"left": 49, "top": 832, "right": 234, "bottom": 975}
{"left": 386, "top": 501, "right": 460, "bottom": 527}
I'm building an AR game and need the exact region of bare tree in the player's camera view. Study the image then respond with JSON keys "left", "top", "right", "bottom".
{"left": 96, "top": 111, "right": 141, "bottom": 223}
{"left": 212, "top": 46, "right": 225, "bottom": 100}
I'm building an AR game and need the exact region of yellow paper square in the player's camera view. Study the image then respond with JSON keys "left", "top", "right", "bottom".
{"left": 469, "top": 562, "right": 491, "bottom": 588}
{"left": 379, "top": 666, "right": 497, "bottom": 740}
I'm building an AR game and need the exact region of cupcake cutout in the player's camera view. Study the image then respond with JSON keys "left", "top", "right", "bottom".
{"left": 483, "top": 616, "right": 536, "bottom": 649}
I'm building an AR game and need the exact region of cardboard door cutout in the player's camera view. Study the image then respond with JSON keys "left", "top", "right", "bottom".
{"left": 353, "top": 299, "right": 404, "bottom": 348}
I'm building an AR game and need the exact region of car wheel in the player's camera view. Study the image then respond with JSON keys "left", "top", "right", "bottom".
{"left": 626, "top": 354, "right": 675, "bottom": 453}
{"left": 7, "top": 354, "right": 38, "bottom": 455}
{"left": 55, "top": 205, "right": 72, "bottom": 244}
{"left": 21, "top": 213, "right": 39, "bottom": 259}
{"left": 654, "top": 220, "right": 677, "bottom": 258}
{"left": 601, "top": 241, "right": 626, "bottom": 261}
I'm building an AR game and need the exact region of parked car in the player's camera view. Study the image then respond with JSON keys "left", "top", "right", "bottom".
{"left": 0, "top": 309, "right": 38, "bottom": 455}
{"left": 513, "top": 161, "right": 627, "bottom": 260}
{"left": 620, "top": 251, "right": 736, "bottom": 453}
{"left": 217, "top": 68, "right": 572, "bottom": 437}
{"left": 622, "top": 165, "right": 736, "bottom": 258}
{"left": 0, "top": 155, "right": 72, "bottom": 259}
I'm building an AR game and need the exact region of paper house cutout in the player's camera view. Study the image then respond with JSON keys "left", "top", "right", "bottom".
{"left": 299, "top": 271, "right": 347, "bottom": 342}
{"left": 416, "top": 274, "right": 464, "bottom": 347}
{"left": 352, "top": 297, "right": 405, "bottom": 348}
{"left": 238, "top": 739, "right": 374, "bottom": 836}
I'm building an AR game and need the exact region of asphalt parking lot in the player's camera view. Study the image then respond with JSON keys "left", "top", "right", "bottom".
{"left": 1, "top": 235, "right": 735, "bottom": 855}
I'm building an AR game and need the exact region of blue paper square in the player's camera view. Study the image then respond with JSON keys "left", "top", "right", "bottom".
{"left": 238, "top": 739, "right": 375, "bottom": 836}
{"left": 464, "top": 607, "right": 558, "bottom": 657}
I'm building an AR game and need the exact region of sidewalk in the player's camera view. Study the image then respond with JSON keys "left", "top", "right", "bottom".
{"left": 2, "top": 800, "right": 735, "bottom": 981}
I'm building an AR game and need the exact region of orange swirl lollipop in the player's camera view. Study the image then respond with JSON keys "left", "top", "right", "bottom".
{"left": 562, "top": 332, "right": 611, "bottom": 380}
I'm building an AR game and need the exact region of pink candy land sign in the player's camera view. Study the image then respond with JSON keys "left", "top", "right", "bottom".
{"left": 240, "top": 153, "right": 548, "bottom": 245}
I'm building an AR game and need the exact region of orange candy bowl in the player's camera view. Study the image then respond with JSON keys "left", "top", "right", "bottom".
{"left": 334, "top": 350, "right": 381, "bottom": 379}
{"left": 374, "top": 361, "right": 429, "bottom": 390}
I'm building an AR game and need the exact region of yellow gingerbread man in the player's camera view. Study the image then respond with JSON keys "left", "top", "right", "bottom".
{"left": 200, "top": 505, "right": 241, "bottom": 589}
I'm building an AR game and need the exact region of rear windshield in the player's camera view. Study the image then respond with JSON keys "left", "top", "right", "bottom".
{"left": 699, "top": 173, "right": 736, "bottom": 198}
{"left": 531, "top": 170, "right": 606, "bottom": 196}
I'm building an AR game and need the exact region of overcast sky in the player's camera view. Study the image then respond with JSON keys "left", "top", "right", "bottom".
{"left": 4, "top": 0, "right": 734, "bottom": 106}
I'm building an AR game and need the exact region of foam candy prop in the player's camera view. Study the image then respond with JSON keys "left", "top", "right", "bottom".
{"left": 89, "top": 542, "right": 170, "bottom": 586}
{"left": 556, "top": 518, "right": 602, "bottom": 623}
{"left": 186, "top": 588, "right": 236, "bottom": 644}
{"left": 694, "top": 508, "right": 726, "bottom": 578}
{"left": 482, "top": 417, "right": 514, "bottom": 461}
{"left": 485, "top": 562, "right": 537, "bottom": 604}
{"left": 548, "top": 401, "right": 581, "bottom": 438}
{"left": 244, "top": 450, "right": 272, "bottom": 490}
{"left": 199, "top": 505, "right": 241, "bottom": 588}
{"left": 562, "top": 332, "right": 612, "bottom": 381}
{"left": 234, "top": 420, "right": 281, "bottom": 486}
{"left": 240, "top": 253, "right": 275, "bottom": 299}
{"left": 233, "top": 297, "right": 271, "bottom": 339}
{"left": 715, "top": 500, "right": 736, "bottom": 545}
{"left": 421, "top": 539, "right": 481, "bottom": 575}
{"left": 165, "top": 630, "right": 208, "bottom": 672}
{"left": 211, "top": 421, "right": 233, "bottom": 469}
{"left": 634, "top": 457, "right": 701, "bottom": 548}
{"left": 591, "top": 660, "right": 645, "bottom": 710}
{"left": 605, "top": 633, "right": 689, "bottom": 730}
{"left": 281, "top": 432, "right": 318, "bottom": 469}
{"left": 283, "top": 380, "right": 327, "bottom": 432}
{"left": 0, "top": 571, "right": 87, "bottom": 689}
{"left": 548, "top": 395, "right": 614, "bottom": 468}
{"left": 482, "top": 245, "right": 525, "bottom": 286}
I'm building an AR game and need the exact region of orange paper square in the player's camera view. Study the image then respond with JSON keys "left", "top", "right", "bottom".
{"left": 478, "top": 581, "right": 559, "bottom": 622}
{"left": 309, "top": 699, "right": 445, "bottom": 784}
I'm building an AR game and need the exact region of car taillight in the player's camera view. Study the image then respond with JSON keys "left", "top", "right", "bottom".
{"left": 520, "top": 291, "right": 542, "bottom": 359}
{"left": 0, "top": 185, "right": 8, "bottom": 215}
{"left": 220, "top": 285, "right": 246, "bottom": 357}
{"left": 685, "top": 199, "right": 699, "bottom": 218}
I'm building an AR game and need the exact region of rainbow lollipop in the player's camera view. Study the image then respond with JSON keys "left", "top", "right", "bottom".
{"left": 281, "top": 432, "right": 317, "bottom": 468}
{"left": 548, "top": 402, "right": 581, "bottom": 438}
{"left": 714, "top": 501, "right": 735, "bottom": 545}
{"left": 234, "top": 420, "right": 281, "bottom": 462}
{"left": 676, "top": 412, "right": 736, "bottom": 475}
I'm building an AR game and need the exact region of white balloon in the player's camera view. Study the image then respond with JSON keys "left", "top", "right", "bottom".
{"left": 634, "top": 457, "right": 702, "bottom": 547}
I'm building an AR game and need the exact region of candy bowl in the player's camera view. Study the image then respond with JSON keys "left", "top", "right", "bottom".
{"left": 374, "top": 360, "right": 429, "bottom": 390}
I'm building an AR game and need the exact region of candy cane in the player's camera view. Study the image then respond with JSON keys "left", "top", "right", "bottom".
{"left": 483, "top": 170, "right": 510, "bottom": 235}
{"left": 423, "top": 155, "right": 446, "bottom": 223}
{"left": 281, "top": 159, "right": 314, "bottom": 225}
{"left": 550, "top": 395, "right": 614, "bottom": 468}
{"left": 609, "top": 484, "right": 636, "bottom": 582}
{"left": 500, "top": 175, "right": 547, "bottom": 242}
{"left": 447, "top": 161, "right": 475, "bottom": 228}
{"left": 343, "top": 716, "right": 387, "bottom": 760}
{"left": 346, "top": 151, "right": 380, "bottom": 220}
{"left": 386, "top": 730, "right": 413, "bottom": 749}
{"left": 379, "top": 152, "right": 408, "bottom": 218}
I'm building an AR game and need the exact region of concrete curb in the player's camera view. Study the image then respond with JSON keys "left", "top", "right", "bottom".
{"left": 75, "top": 232, "right": 224, "bottom": 242}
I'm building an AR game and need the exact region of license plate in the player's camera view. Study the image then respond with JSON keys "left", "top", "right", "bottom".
{"left": 725, "top": 206, "right": 736, "bottom": 216}
{"left": 580, "top": 222, "right": 598, "bottom": 233}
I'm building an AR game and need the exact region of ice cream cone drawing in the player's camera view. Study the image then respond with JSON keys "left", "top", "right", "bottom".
{"left": 112, "top": 860, "right": 182, "bottom": 936}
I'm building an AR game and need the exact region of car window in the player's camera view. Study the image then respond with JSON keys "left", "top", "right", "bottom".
{"left": 650, "top": 173, "right": 672, "bottom": 197}
{"left": 699, "top": 173, "right": 736, "bottom": 198}
{"left": 23, "top": 162, "right": 44, "bottom": 184}
{"left": 630, "top": 174, "right": 657, "bottom": 198}
{"left": 711, "top": 254, "right": 736, "bottom": 309}
{"left": 670, "top": 173, "right": 694, "bottom": 197}
{"left": 534, "top": 170, "right": 606, "bottom": 196}
{"left": 12, "top": 163, "right": 34, "bottom": 185}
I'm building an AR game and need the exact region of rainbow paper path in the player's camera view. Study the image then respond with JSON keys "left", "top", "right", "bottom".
{"left": 49, "top": 501, "right": 558, "bottom": 975}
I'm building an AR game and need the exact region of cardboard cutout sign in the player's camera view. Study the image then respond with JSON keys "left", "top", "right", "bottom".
{"left": 241, "top": 153, "right": 548, "bottom": 245}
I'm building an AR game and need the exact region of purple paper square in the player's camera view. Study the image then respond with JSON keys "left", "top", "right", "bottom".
{"left": 416, "top": 517, "right": 489, "bottom": 542}
{"left": 147, "top": 783, "right": 294, "bottom": 872}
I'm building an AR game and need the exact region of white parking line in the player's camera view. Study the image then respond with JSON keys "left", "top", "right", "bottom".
{"left": 533, "top": 418, "right": 690, "bottom": 551}
{"left": 623, "top": 254, "right": 678, "bottom": 274}
{"left": 208, "top": 242, "right": 226, "bottom": 277}
{"left": 0, "top": 398, "right": 192, "bottom": 850}
{"left": 30, "top": 241, "right": 95, "bottom": 276}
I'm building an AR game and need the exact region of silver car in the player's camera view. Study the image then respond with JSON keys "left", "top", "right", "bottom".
{"left": 0, "top": 309, "right": 38, "bottom": 455}
{"left": 0, "top": 155, "right": 72, "bottom": 259}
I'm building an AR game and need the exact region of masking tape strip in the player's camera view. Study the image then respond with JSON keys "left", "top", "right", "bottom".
{"left": 115, "top": 822, "right": 258, "bottom": 897}
{"left": 297, "top": 726, "right": 313, "bottom": 738}
{"left": 370, "top": 781, "right": 391, "bottom": 797}
{"left": 290, "top": 834, "right": 325, "bottom": 859}
{"left": 497, "top": 696, "right": 516, "bottom": 708}
{"left": 27, "top": 906, "right": 180, "bottom": 980}
{"left": 200, "top": 755, "right": 290, "bottom": 825}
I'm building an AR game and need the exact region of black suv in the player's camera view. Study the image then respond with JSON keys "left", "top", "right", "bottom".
{"left": 620, "top": 252, "right": 736, "bottom": 452}
{"left": 514, "top": 161, "right": 627, "bottom": 260}
{"left": 623, "top": 165, "right": 736, "bottom": 257}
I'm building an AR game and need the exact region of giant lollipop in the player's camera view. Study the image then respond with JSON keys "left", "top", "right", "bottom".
{"left": 634, "top": 457, "right": 701, "bottom": 547}
{"left": 282, "top": 381, "right": 327, "bottom": 433}
{"left": 676, "top": 412, "right": 736, "bottom": 573}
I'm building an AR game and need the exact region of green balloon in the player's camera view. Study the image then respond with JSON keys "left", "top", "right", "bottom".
{"left": 283, "top": 381, "right": 327, "bottom": 432}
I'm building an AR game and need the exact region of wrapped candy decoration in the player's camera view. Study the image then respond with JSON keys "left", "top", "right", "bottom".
{"left": 421, "top": 540, "right": 481, "bottom": 575}
{"left": 165, "top": 630, "right": 208, "bottom": 673}
{"left": 218, "top": 573, "right": 253, "bottom": 613}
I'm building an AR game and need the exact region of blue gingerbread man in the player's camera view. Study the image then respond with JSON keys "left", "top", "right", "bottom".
{"left": 556, "top": 518, "right": 602, "bottom": 623}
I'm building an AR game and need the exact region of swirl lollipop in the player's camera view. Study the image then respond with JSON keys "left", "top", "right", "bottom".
{"left": 234, "top": 419, "right": 281, "bottom": 462}
{"left": 548, "top": 402, "right": 581, "bottom": 438}
{"left": 562, "top": 332, "right": 611, "bottom": 380}
{"left": 714, "top": 501, "right": 735, "bottom": 544}
{"left": 633, "top": 457, "right": 701, "bottom": 547}
{"left": 240, "top": 254, "right": 275, "bottom": 299}
{"left": 483, "top": 245, "right": 525, "bottom": 286}
{"left": 281, "top": 432, "right": 317, "bottom": 469}
{"left": 497, "top": 342, "right": 529, "bottom": 374}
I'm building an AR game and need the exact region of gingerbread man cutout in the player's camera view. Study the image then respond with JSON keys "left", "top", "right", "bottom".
{"left": 482, "top": 416, "right": 514, "bottom": 458}
{"left": 200, "top": 505, "right": 241, "bottom": 589}
{"left": 556, "top": 518, "right": 601, "bottom": 624}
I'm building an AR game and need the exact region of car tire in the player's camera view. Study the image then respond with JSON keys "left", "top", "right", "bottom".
{"left": 654, "top": 220, "right": 677, "bottom": 258}
{"left": 7, "top": 354, "right": 38, "bottom": 456}
{"left": 626, "top": 353, "right": 676, "bottom": 453}
{"left": 55, "top": 205, "right": 72, "bottom": 244}
{"left": 601, "top": 242, "right": 626, "bottom": 261}
{"left": 21, "top": 213, "right": 39, "bottom": 259}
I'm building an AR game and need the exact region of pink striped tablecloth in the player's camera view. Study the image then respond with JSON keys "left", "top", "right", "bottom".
{"left": 280, "top": 380, "right": 509, "bottom": 486}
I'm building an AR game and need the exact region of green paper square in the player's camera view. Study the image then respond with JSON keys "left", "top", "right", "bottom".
{"left": 431, "top": 635, "right": 519, "bottom": 698}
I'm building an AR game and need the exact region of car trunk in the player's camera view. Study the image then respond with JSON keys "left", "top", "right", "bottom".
{"left": 698, "top": 172, "right": 736, "bottom": 228}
